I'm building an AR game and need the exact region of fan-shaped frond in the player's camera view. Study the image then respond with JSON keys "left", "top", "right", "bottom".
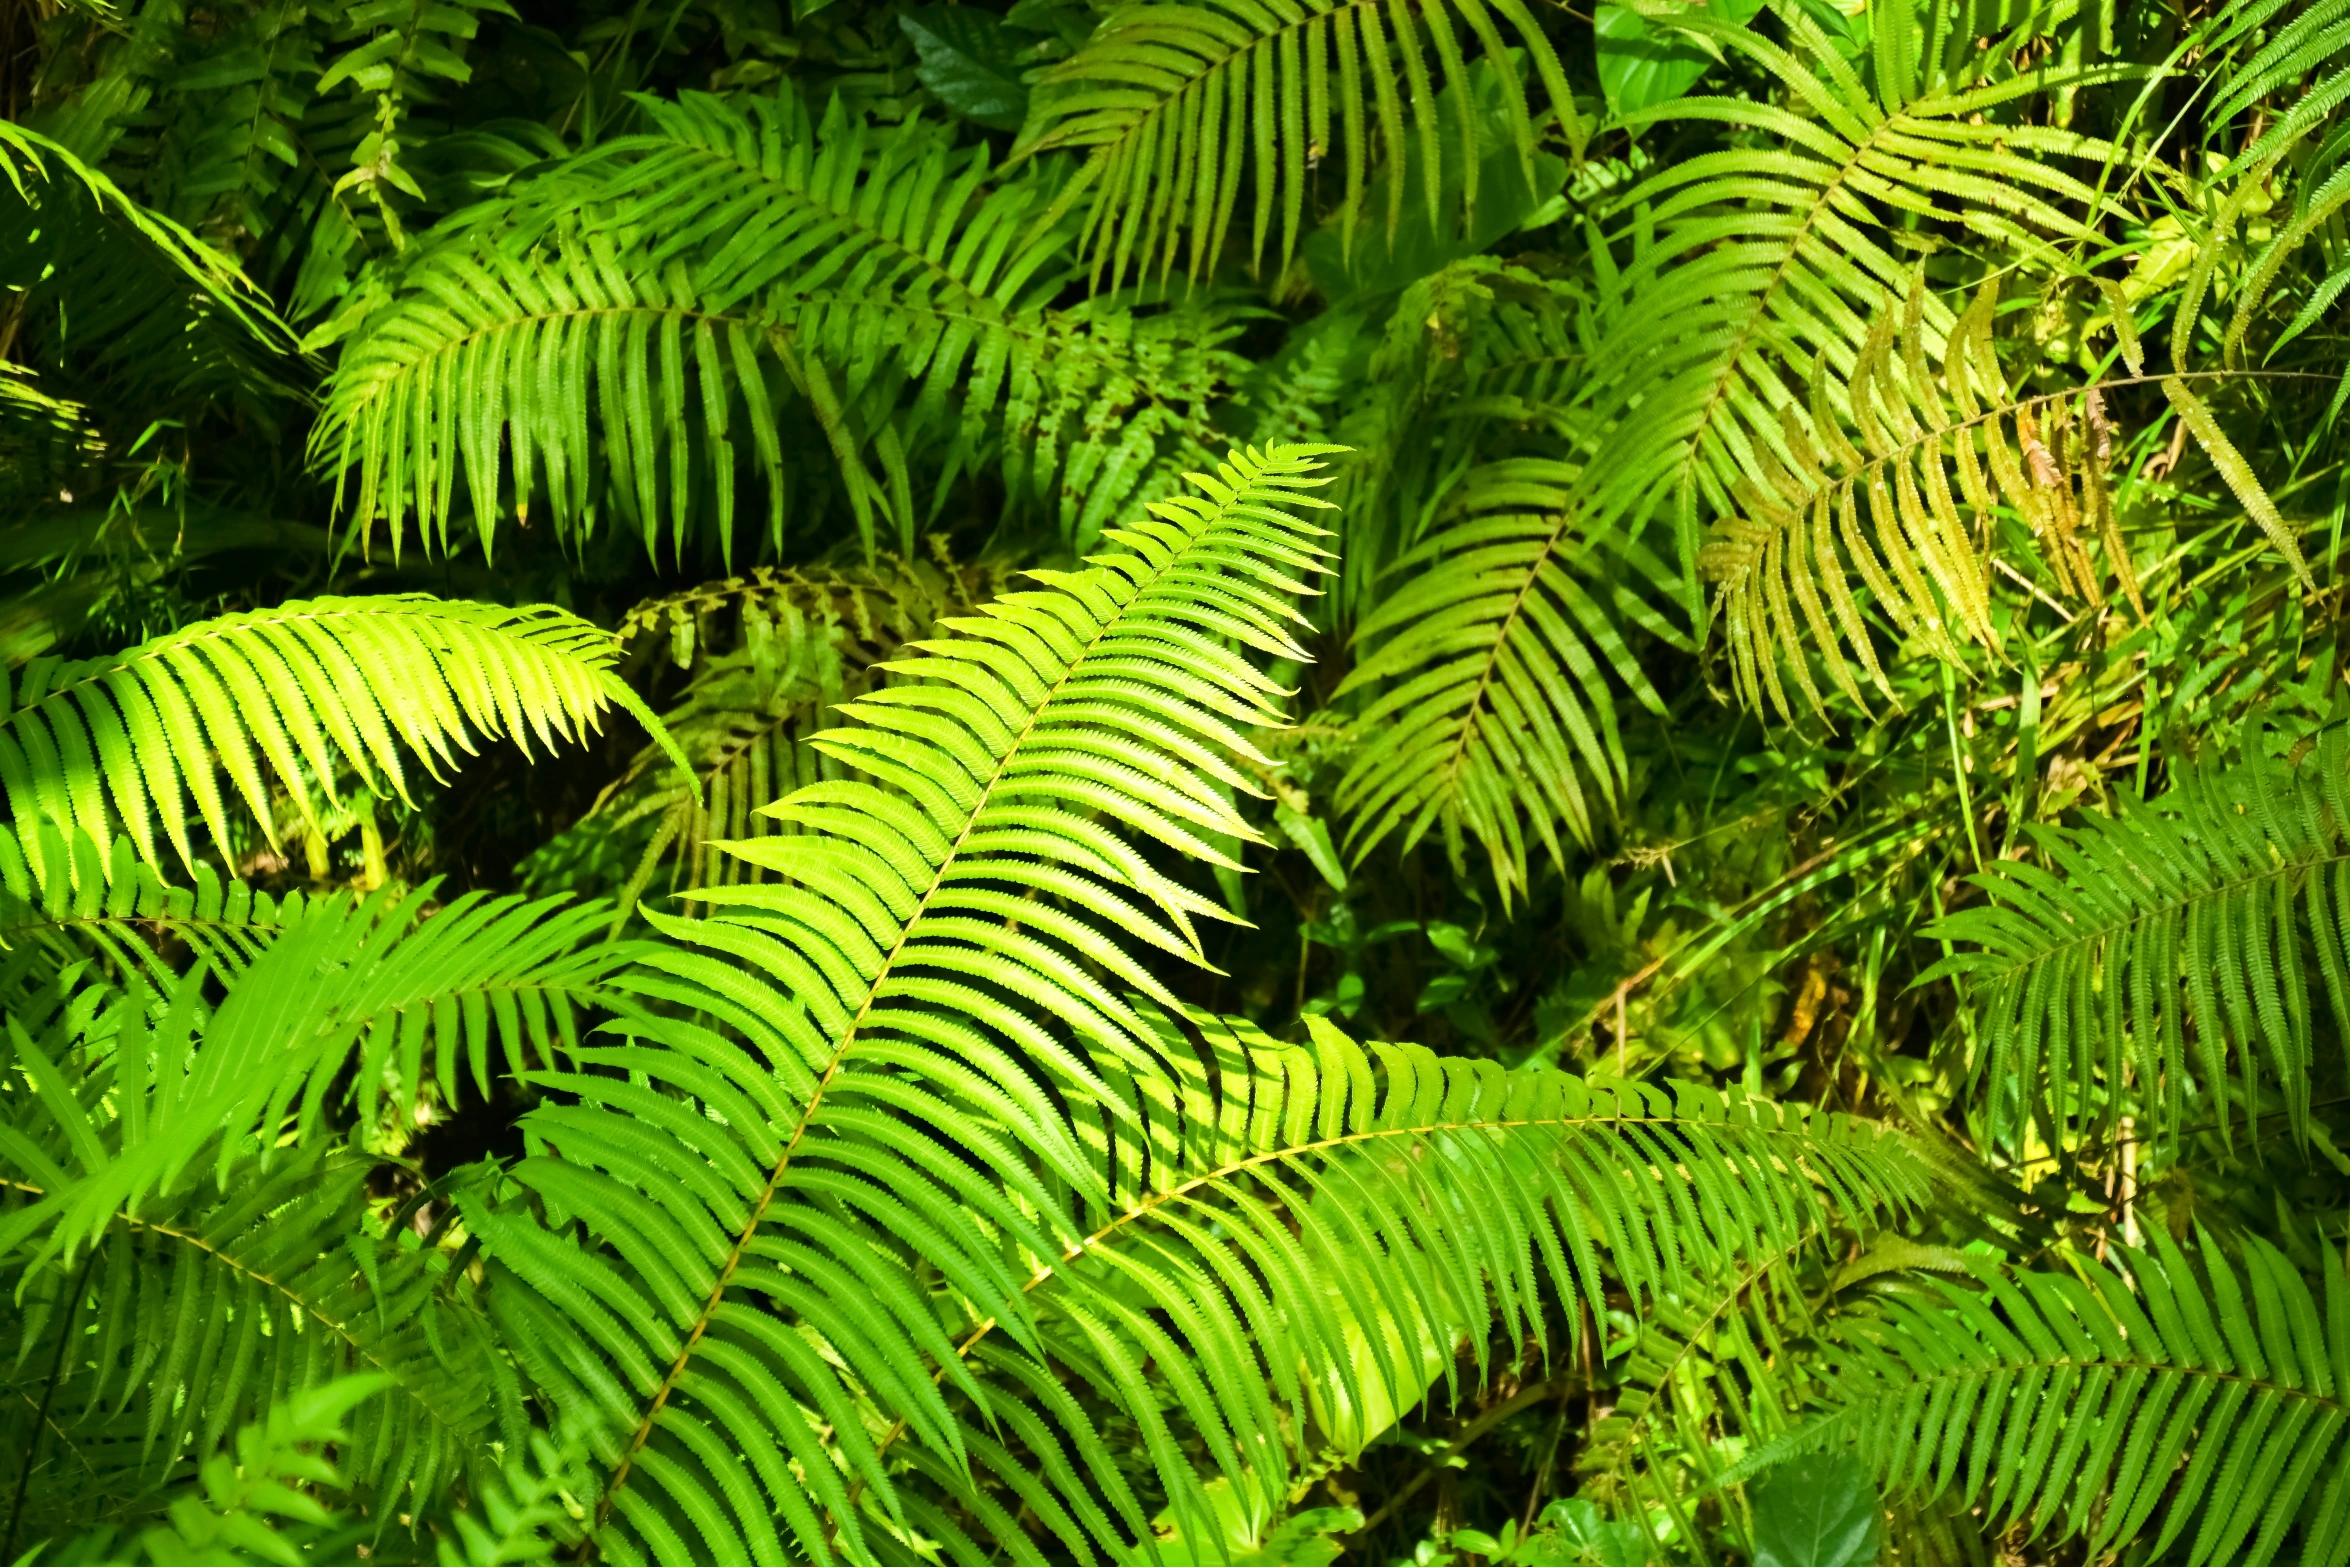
{"left": 1331, "top": 7, "right": 2116, "bottom": 893}
{"left": 315, "top": 91, "right": 1244, "bottom": 563}
{"left": 1016, "top": 0, "right": 1574, "bottom": 286}
{"left": 1925, "top": 727, "right": 2350, "bottom": 1151}
{"left": 0, "top": 594, "right": 677, "bottom": 880}
{"left": 1778, "top": 1233, "right": 2350, "bottom": 1567}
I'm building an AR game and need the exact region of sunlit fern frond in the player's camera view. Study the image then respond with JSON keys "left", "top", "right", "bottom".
{"left": 455, "top": 444, "right": 1927, "bottom": 1564}
{"left": 1334, "top": 459, "right": 1669, "bottom": 907}
{"left": 1775, "top": 1232, "right": 2350, "bottom": 1567}
{"left": 1925, "top": 726, "right": 2350, "bottom": 1151}
{"left": 1328, "top": 8, "right": 2114, "bottom": 895}
{"left": 458, "top": 441, "right": 1343, "bottom": 1564}
{"left": 1015, "top": 0, "right": 1575, "bottom": 287}
{"left": 1701, "top": 278, "right": 2147, "bottom": 719}
{"left": 0, "top": 595, "right": 676, "bottom": 881}
{"left": 0, "top": 1022, "right": 516, "bottom": 1536}
{"left": 314, "top": 90, "right": 1245, "bottom": 563}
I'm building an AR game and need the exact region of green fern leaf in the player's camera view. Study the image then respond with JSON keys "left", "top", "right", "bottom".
{"left": 315, "top": 92, "right": 1243, "bottom": 563}
{"left": 0, "top": 595, "right": 678, "bottom": 881}
{"left": 1926, "top": 727, "right": 2350, "bottom": 1150}
{"left": 1015, "top": 0, "right": 1576, "bottom": 286}
{"left": 1774, "top": 1234, "right": 2350, "bottom": 1567}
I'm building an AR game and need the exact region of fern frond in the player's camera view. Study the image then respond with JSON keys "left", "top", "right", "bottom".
{"left": 464, "top": 442, "right": 1343, "bottom": 1564}
{"left": 461, "top": 445, "right": 1924, "bottom": 1565}
{"left": 0, "top": 1121, "right": 512, "bottom": 1534}
{"left": 1701, "top": 278, "right": 2147, "bottom": 718}
{"left": 1782, "top": 1233, "right": 2350, "bottom": 1567}
{"left": 315, "top": 92, "right": 1243, "bottom": 563}
{"left": 1334, "top": 460, "right": 1667, "bottom": 906}
{"left": 1330, "top": 9, "right": 2115, "bottom": 892}
{"left": 1016, "top": 0, "right": 1575, "bottom": 286}
{"left": 532, "top": 558, "right": 999, "bottom": 913}
{"left": 0, "top": 594, "right": 676, "bottom": 880}
{"left": 1925, "top": 727, "right": 2350, "bottom": 1150}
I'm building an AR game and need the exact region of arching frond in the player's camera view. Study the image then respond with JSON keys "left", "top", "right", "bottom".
{"left": 1778, "top": 1234, "right": 2350, "bottom": 1567}
{"left": 1925, "top": 727, "right": 2350, "bottom": 1151}
{"left": 1331, "top": 7, "right": 2115, "bottom": 893}
{"left": 458, "top": 445, "right": 1925, "bottom": 1566}
{"left": 1015, "top": 0, "right": 1575, "bottom": 285}
{"left": 315, "top": 91, "right": 1244, "bottom": 563}
{"left": 0, "top": 594, "right": 677, "bottom": 880}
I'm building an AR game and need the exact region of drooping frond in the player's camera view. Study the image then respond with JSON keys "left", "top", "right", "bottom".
{"left": 1014, "top": 0, "right": 1575, "bottom": 285}
{"left": 0, "top": 594, "right": 677, "bottom": 879}
{"left": 1925, "top": 727, "right": 2350, "bottom": 1151}
{"left": 1334, "top": 460, "right": 1667, "bottom": 906}
{"left": 1779, "top": 1234, "right": 2350, "bottom": 1567}
{"left": 458, "top": 445, "right": 1926, "bottom": 1565}
{"left": 314, "top": 91, "right": 1244, "bottom": 563}
{"left": 527, "top": 557, "right": 999, "bottom": 913}
{"left": 1331, "top": 7, "right": 2117, "bottom": 893}
{"left": 0, "top": 120, "right": 293, "bottom": 418}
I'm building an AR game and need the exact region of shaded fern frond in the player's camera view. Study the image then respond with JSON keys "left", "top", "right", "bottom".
{"left": 0, "top": 595, "right": 676, "bottom": 879}
{"left": 316, "top": 91, "right": 1243, "bottom": 563}
{"left": 1783, "top": 1233, "right": 2350, "bottom": 1567}
{"left": 0, "top": 1128, "right": 513, "bottom": 1535}
{"left": 1016, "top": 0, "right": 1575, "bottom": 285}
{"left": 1335, "top": 460, "right": 1667, "bottom": 906}
{"left": 531, "top": 557, "right": 999, "bottom": 911}
{"left": 1925, "top": 727, "right": 2350, "bottom": 1150}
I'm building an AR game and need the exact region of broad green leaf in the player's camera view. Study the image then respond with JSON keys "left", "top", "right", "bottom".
{"left": 1751, "top": 1453, "right": 1884, "bottom": 1567}
{"left": 1594, "top": 0, "right": 1768, "bottom": 117}
{"left": 901, "top": 6, "right": 1032, "bottom": 130}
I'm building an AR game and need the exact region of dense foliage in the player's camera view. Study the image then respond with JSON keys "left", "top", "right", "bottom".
{"left": 3, "top": 0, "right": 2349, "bottom": 1562}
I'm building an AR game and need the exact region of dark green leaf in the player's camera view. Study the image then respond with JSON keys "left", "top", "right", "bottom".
{"left": 901, "top": 7, "right": 1031, "bottom": 130}
{"left": 1751, "top": 1453, "right": 1882, "bottom": 1567}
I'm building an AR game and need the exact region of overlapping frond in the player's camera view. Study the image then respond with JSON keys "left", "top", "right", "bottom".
{"left": 1332, "top": 7, "right": 2114, "bottom": 893}
{"left": 0, "top": 985, "right": 516, "bottom": 1537}
{"left": 1783, "top": 1234, "right": 2350, "bottom": 1567}
{"left": 1702, "top": 279, "right": 2141, "bottom": 718}
{"left": 458, "top": 445, "right": 1925, "bottom": 1566}
{"left": 1015, "top": 0, "right": 1575, "bottom": 285}
{"left": 529, "top": 559, "right": 996, "bottom": 912}
{"left": 0, "top": 594, "right": 673, "bottom": 879}
{"left": 315, "top": 91, "right": 1244, "bottom": 563}
{"left": 1925, "top": 728, "right": 2350, "bottom": 1150}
